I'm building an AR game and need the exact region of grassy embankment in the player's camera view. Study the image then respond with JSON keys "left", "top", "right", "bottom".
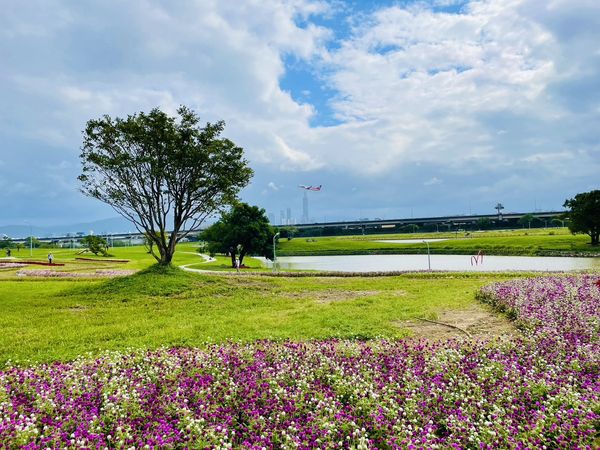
{"left": 278, "top": 227, "right": 599, "bottom": 256}
{"left": 0, "top": 243, "right": 529, "bottom": 365}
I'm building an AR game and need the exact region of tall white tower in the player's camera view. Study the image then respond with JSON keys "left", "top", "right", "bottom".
{"left": 301, "top": 191, "right": 309, "bottom": 223}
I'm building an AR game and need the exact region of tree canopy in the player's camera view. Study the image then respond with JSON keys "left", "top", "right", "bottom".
{"left": 563, "top": 190, "right": 600, "bottom": 246}
{"left": 0, "top": 236, "right": 11, "bottom": 249}
{"left": 476, "top": 217, "right": 492, "bottom": 230}
{"left": 80, "top": 235, "right": 108, "bottom": 256}
{"left": 78, "top": 106, "right": 253, "bottom": 265}
{"left": 201, "top": 203, "right": 275, "bottom": 267}
{"left": 518, "top": 214, "right": 535, "bottom": 228}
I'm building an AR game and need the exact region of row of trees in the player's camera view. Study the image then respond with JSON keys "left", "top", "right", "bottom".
{"left": 76, "top": 106, "right": 599, "bottom": 268}
{"left": 1, "top": 235, "right": 109, "bottom": 254}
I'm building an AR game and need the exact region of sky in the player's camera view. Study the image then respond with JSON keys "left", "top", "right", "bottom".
{"left": 1, "top": 0, "right": 599, "bottom": 229}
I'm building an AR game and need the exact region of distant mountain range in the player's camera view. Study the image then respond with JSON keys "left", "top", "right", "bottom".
{"left": 0, "top": 217, "right": 135, "bottom": 238}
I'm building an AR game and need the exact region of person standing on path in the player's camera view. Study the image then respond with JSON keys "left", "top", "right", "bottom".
{"left": 47, "top": 253, "right": 54, "bottom": 265}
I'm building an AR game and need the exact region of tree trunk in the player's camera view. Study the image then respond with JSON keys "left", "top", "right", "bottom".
{"left": 160, "top": 247, "right": 174, "bottom": 265}
{"left": 155, "top": 238, "right": 172, "bottom": 265}
{"left": 239, "top": 250, "right": 246, "bottom": 267}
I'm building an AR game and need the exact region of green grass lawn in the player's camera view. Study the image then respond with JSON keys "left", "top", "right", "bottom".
{"left": 278, "top": 227, "right": 598, "bottom": 256}
{"left": 0, "top": 236, "right": 595, "bottom": 366}
{"left": 0, "top": 243, "right": 208, "bottom": 275}
{"left": 0, "top": 258, "right": 523, "bottom": 365}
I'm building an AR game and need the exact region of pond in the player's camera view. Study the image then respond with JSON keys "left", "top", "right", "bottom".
{"left": 265, "top": 254, "right": 600, "bottom": 272}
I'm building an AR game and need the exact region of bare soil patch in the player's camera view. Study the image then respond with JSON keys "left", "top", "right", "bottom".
{"left": 396, "top": 303, "right": 517, "bottom": 340}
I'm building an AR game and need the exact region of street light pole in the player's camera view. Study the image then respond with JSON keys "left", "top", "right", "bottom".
{"left": 24, "top": 221, "right": 33, "bottom": 257}
{"left": 423, "top": 240, "right": 431, "bottom": 271}
{"left": 273, "top": 232, "right": 280, "bottom": 272}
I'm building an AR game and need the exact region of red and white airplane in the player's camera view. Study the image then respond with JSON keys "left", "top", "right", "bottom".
{"left": 299, "top": 184, "right": 322, "bottom": 191}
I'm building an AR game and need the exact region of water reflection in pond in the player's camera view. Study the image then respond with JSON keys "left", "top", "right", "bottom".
{"left": 264, "top": 254, "right": 600, "bottom": 272}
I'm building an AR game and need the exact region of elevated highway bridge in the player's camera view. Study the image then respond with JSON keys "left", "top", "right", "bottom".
{"left": 12, "top": 211, "right": 565, "bottom": 243}
{"left": 290, "top": 211, "right": 565, "bottom": 231}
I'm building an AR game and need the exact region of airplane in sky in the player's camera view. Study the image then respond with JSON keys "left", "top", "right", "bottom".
{"left": 299, "top": 185, "right": 322, "bottom": 191}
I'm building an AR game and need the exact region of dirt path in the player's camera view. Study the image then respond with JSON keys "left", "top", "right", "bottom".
{"left": 396, "top": 303, "right": 517, "bottom": 340}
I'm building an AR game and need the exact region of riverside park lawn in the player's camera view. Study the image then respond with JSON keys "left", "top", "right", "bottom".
{"left": 0, "top": 239, "right": 598, "bottom": 448}
{"left": 277, "top": 227, "right": 598, "bottom": 256}
{"left": 0, "top": 243, "right": 524, "bottom": 364}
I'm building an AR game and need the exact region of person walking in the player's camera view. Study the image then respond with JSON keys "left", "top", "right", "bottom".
{"left": 47, "top": 253, "right": 54, "bottom": 265}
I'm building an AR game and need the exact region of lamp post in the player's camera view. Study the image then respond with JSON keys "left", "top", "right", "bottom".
{"left": 273, "top": 232, "right": 280, "bottom": 272}
{"left": 24, "top": 221, "right": 33, "bottom": 257}
{"left": 423, "top": 240, "right": 431, "bottom": 271}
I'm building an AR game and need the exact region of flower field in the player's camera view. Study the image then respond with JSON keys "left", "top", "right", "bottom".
{"left": 15, "top": 269, "right": 136, "bottom": 278}
{"left": 0, "top": 263, "right": 27, "bottom": 271}
{"left": 0, "top": 275, "right": 598, "bottom": 449}
{"left": 478, "top": 274, "right": 600, "bottom": 352}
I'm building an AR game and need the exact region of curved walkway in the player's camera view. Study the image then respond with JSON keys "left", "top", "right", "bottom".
{"left": 178, "top": 252, "right": 221, "bottom": 274}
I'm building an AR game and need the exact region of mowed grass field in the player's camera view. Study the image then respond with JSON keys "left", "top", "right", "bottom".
{"left": 0, "top": 243, "right": 529, "bottom": 365}
{"left": 278, "top": 227, "right": 598, "bottom": 256}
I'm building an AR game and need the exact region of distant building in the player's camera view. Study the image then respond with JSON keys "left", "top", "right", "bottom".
{"left": 286, "top": 207, "right": 292, "bottom": 225}
{"left": 301, "top": 191, "right": 309, "bottom": 223}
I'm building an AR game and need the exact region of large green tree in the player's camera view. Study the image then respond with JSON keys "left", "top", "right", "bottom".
{"left": 78, "top": 106, "right": 253, "bottom": 265}
{"left": 563, "top": 190, "right": 600, "bottom": 246}
{"left": 201, "top": 203, "right": 275, "bottom": 267}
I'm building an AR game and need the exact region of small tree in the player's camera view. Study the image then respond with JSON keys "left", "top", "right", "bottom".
{"left": 278, "top": 226, "right": 298, "bottom": 240}
{"left": 24, "top": 236, "right": 41, "bottom": 249}
{"left": 201, "top": 203, "right": 275, "bottom": 267}
{"left": 80, "top": 235, "right": 108, "bottom": 256}
{"left": 0, "top": 236, "right": 11, "bottom": 249}
{"left": 476, "top": 217, "right": 492, "bottom": 230}
{"left": 519, "top": 214, "right": 535, "bottom": 229}
{"left": 563, "top": 190, "right": 600, "bottom": 246}
{"left": 78, "top": 106, "right": 252, "bottom": 265}
{"left": 401, "top": 224, "right": 419, "bottom": 233}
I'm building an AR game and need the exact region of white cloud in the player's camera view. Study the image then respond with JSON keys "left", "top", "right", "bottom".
{"left": 521, "top": 152, "right": 573, "bottom": 164}
{"left": 0, "top": 0, "right": 598, "bottom": 223}
{"left": 0, "top": 1, "right": 330, "bottom": 152}
{"left": 312, "top": 1, "right": 561, "bottom": 168}
{"left": 424, "top": 177, "right": 442, "bottom": 186}
{"left": 274, "top": 136, "right": 324, "bottom": 171}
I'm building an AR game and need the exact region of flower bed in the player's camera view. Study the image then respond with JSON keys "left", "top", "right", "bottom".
{"left": 15, "top": 269, "right": 135, "bottom": 278}
{"left": 478, "top": 274, "right": 600, "bottom": 349}
{"left": 0, "top": 275, "right": 598, "bottom": 448}
{"left": 8, "top": 261, "right": 65, "bottom": 266}
{"left": 0, "top": 263, "right": 27, "bottom": 270}
{"left": 0, "top": 338, "right": 598, "bottom": 448}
